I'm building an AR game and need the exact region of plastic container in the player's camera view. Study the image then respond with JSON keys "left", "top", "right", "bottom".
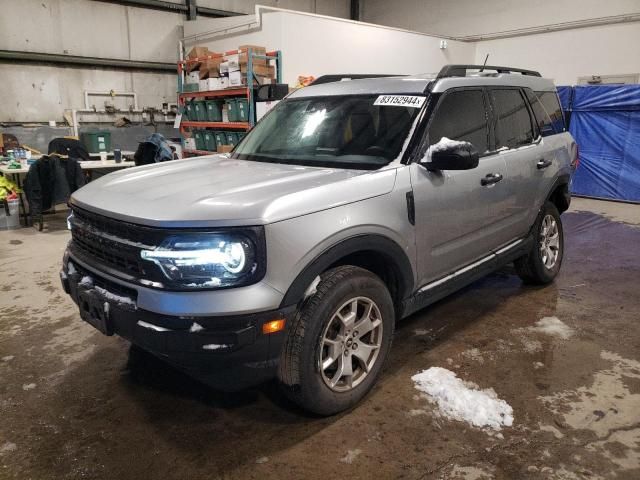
{"left": 184, "top": 101, "right": 195, "bottom": 121}
{"left": 193, "top": 101, "right": 207, "bottom": 122}
{"left": 213, "top": 131, "right": 227, "bottom": 147}
{"left": 205, "top": 100, "right": 223, "bottom": 122}
{"left": 226, "top": 99, "right": 239, "bottom": 122}
{"left": 203, "top": 131, "right": 217, "bottom": 152}
{"left": 0, "top": 199, "right": 20, "bottom": 230}
{"left": 193, "top": 130, "right": 206, "bottom": 151}
{"left": 235, "top": 99, "right": 249, "bottom": 122}
{"left": 80, "top": 131, "right": 111, "bottom": 153}
{"left": 225, "top": 132, "right": 239, "bottom": 146}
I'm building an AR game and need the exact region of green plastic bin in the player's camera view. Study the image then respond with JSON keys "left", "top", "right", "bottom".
{"left": 225, "top": 132, "right": 239, "bottom": 146}
{"left": 237, "top": 132, "right": 246, "bottom": 143}
{"left": 213, "top": 131, "right": 227, "bottom": 147}
{"left": 194, "top": 130, "right": 206, "bottom": 151}
{"left": 225, "top": 99, "right": 238, "bottom": 122}
{"left": 203, "top": 131, "right": 217, "bottom": 152}
{"left": 236, "top": 99, "right": 249, "bottom": 122}
{"left": 226, "top": 98, "right": 250, "bottom": 123}
{"left": 205, "top": 100, "right": 223, "bottom": 122}
{"left": 184, "top": 101, "right": 195, "bottom": 121}
{"left": 80, "top": 131, "right": 111, "bottom": 153}
{"left": 193, "top": 100, "right": 207, "bottom": 122}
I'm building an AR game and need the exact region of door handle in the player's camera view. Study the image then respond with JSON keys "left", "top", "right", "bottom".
{"left": 537, "top": 159, "right": 552, "bottom": 169}
{"left": 481, "top": 173, "right": 503, "bottom": 186}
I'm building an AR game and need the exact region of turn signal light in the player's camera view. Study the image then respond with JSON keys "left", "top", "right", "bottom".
{"left": 262, "top": 319, "right": 286, "bottom": 334}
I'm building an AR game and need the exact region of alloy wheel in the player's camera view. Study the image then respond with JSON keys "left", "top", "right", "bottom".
{"left": 540, "top": 214, "right": 560, "bottom": 269}
{"left": 319, "top": 297, "right": 384, "bottom": 392}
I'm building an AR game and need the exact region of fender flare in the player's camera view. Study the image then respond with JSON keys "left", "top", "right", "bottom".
{"left": 546, "top": 173, "right": 571, "bottom": 212}
{"left": 279, "top": 234, "right": 415, "bottom": 308}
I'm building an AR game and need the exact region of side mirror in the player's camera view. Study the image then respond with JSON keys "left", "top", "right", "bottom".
{"left": 421, "top": 139, "right": 479, "bottom": 171}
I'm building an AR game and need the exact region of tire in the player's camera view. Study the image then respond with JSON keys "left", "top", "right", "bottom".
{"left": 277, "top": 266, "right": 395, "bottom": 416}
{"left": 515, "top": 201, "right": 564, "bottom": 284}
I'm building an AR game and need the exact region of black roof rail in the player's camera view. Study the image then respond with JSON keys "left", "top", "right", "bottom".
{"left": 436, "top": 64, "right": 541, "bottom": 79}
{"left": 310, "top": 74, "right": 400, "bottom": 85}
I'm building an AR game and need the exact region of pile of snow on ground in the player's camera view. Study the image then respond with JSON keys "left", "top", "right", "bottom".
{"left": 529, "top": 316, "right": 573, "bottom": 339}
{"left": 411, "top": 367, "right": 513, "bottom": 430}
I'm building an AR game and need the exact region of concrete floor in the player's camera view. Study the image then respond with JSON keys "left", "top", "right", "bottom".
{"left": 0, "top": 198, "right": 639, "bottom": 479}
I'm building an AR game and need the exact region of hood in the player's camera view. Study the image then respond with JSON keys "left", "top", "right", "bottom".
{"left": 71, "top": 155, "right": 398, "bottom": 227}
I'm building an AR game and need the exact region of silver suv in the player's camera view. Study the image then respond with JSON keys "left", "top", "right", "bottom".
{"left": 61, "top": 65, "right": 578, "bottom": 415}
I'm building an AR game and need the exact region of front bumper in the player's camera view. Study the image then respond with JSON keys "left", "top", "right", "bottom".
{"left": 61, "top": 254, "right": 296, "bottom": 391}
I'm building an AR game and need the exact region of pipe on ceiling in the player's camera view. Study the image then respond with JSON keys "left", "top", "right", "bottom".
{"left": 0, "top": 50, "right": 175, "bottom": 72}
{"left": 91, "top": 0, "right": 240, "bottom": 18}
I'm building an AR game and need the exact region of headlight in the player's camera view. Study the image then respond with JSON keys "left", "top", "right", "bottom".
{"left": 140, "top": 230, "right": 264, "bottom": 289}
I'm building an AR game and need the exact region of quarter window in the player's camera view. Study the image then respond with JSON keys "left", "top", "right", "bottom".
{"left": 536, "top": 91, "right": 566, "bottom": 133}
{"left": 491, "top": 89, "right": 535, "bottom": 149}
{"left": 525, "top": 89, "right": 555, "bottom": 137}
{"left": 428, "top": 90, "right": 489, "bottom": 154}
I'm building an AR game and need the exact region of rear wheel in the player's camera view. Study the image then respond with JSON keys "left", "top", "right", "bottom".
{"left": 277, "top": 266, "right": 394, "bottom": 415}
{"left": 515, "top": 201, "right": 564, "bottom": 284}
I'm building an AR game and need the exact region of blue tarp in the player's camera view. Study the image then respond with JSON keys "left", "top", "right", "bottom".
{"left": 560, "top": 84, "right": 640, "bottom": 202}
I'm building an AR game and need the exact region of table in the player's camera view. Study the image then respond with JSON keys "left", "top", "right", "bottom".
{"left": 0, "top": 160, "right": 135, "bottom": 226}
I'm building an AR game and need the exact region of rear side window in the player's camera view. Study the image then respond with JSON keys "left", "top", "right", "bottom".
{"left": 525, "top": 89, "right": 555, "bottom": 137}
{"left": 428, "top": 89, "right": 489, "bottom": 153}
{"left": 535, "top": 91, "right": 566, "bottom": 134}
{"left": 490, "top": 89, "right": 535, "bottom": 149}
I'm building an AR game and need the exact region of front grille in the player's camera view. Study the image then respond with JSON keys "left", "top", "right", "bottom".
{"left": 70, "top": 206, "right": 161, "bottom": 278}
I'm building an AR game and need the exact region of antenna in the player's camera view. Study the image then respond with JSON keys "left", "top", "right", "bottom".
{"left": 479, "top": 54, "right": 489, "bottom": 72}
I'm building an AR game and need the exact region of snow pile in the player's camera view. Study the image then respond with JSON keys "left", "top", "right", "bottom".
{"left": 189, "top": 322, "right": 204, "bottom": 332}
{"left": 202, "top": 344, "right": 230, "bottom": 350}
{"left": 411, "top": 367, "right": 513, "bottom": 430}
{"left": 79, "top": 276, "right": 93, "bottom": 287}
{"left": 339, "top": 449, "right": 362, "bottom": 464}
{"left": 423, "top": 137, "right": 472, "bottom": 162}
{"left": 529, "top": 316, "right": 573, "bottom": 340}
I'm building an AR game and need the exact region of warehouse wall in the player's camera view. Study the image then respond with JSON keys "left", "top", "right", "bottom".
{"left": 184, "top": 10, "right": 476, "bottom": 85}
{"left": 360, "top": 0, "right": 640, "bottom": 85}
{"left": 0, "top": 0, "right": 350, "bottom": 123}
{"left": 474, "top": 22, "right": 640, "bottom": 86}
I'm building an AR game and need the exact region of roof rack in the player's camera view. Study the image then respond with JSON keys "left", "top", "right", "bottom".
{"left": 310, "top": 74, "right": 399, "bottom": 85}
{"left": 436, "top": 64, "right": 541, "bottom": 79}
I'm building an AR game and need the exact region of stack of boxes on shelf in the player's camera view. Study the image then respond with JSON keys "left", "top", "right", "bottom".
{"left": 181, "top": 44, "right": 277, "bottom": 154}
{"left": 183, "top": 45, "right": 276, "bottom": 92}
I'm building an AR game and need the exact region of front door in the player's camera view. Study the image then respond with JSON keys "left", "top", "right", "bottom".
{"left": 410, "top": 88, "right": 512, "bottom": 288}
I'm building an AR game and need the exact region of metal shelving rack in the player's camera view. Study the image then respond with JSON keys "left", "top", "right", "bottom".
{"left": 177, "top": 48, "right": 282, "bottom": 157}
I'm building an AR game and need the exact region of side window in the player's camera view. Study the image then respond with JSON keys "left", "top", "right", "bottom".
{"left": 490, "top": 89, "right": 535, "bottom": 149}
{"left": 525, "top": 89, "right": 555, "bottom": 137}
{"left": 428, "top": 89, "right": 489, "bottom": 154}
{"left": 535, "top": 91, "right": 566, "bottom": 133}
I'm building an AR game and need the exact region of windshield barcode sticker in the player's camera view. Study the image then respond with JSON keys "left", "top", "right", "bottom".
{"left": 374, "top": 95, "right": 426, "bottom": 108}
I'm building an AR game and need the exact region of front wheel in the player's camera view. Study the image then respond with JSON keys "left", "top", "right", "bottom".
{"left": 515, "top": 201, "right": 564, "bottom": 284}
{"left": 277, "top": 266, "right": 394, "bottom": 416}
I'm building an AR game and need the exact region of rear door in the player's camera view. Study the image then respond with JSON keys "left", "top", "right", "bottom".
{"left": 410, "top": 88, "right": 511, "bottom": 286}
{"left": 487, "top": 88, "right": 545, "bottom": 239}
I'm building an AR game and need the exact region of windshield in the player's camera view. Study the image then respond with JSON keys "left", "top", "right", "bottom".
{"left": 232, "top": 94, "right": 423, "bottom": 169}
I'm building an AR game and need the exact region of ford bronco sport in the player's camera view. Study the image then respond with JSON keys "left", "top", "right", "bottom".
{"left": 61, "top": 64, "right": 577, "bottom": 415}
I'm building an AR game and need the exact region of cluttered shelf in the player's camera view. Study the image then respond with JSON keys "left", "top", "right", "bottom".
{"left": 180, "top": 121, "right": 250, "bottom": 130}
{"left": 178, "top": 88, "right": 249, "bottom": 99}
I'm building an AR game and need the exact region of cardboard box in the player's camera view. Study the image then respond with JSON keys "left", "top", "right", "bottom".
{"left": 217, "top": 145, "right": 234, "bottom": 153}
{"left": 199, "top": 77, "right": 229, "bottom": 91}
{"left": 198, "top": 59, "right": 221, "bottom": 79}
{"left": 184, "top": 138, "right": 197, "bottom": 150}
{"left": 240, "top": 63, "right": 275, "bottom": 78}
{"left": 228, "top": 70, "right": 243, "bottom": 87}
{"left": 229, "top": 71, "right": 273, "bottom": 87}
{"left": 186, "top": 46, "right": 211, "bottom": 72}
{"left": 185, "top": 71, "right": 200, "bottom": 84}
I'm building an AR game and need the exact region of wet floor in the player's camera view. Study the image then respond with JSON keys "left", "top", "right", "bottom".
{"left": 1, "top": 198, "right": 639, "bottom": 479}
